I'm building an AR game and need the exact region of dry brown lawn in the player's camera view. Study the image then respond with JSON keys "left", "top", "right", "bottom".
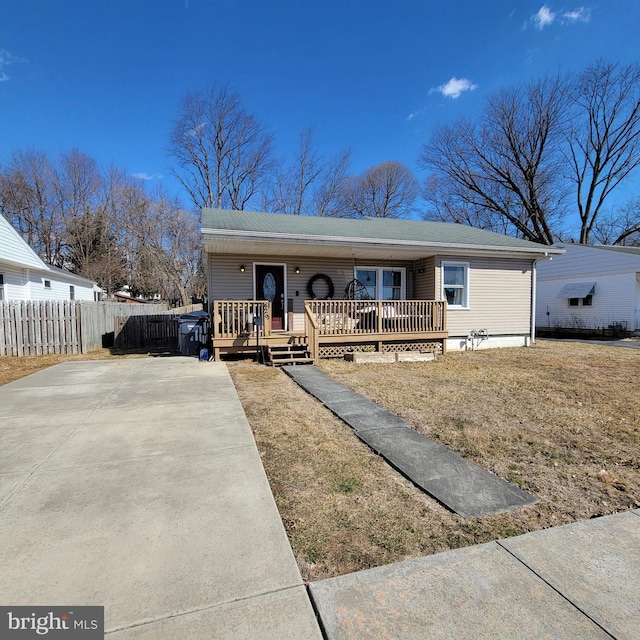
{"left": 228, "top": 341, "right": 640, "bottom": 582}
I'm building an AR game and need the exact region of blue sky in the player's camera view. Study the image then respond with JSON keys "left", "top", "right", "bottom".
{"left": 1, "top": 1, "right": 639, "bottom": 210}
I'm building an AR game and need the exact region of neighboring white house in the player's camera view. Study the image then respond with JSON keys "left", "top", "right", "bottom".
{"left": 0, "top": 213, "right": 98, "bottom": 302}
{"left": 536, "top": 243, "right": 640, "bottom": 332}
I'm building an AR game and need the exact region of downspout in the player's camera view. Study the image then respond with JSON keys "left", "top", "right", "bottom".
{"left": 203, "top": 249, "right": 210, "bottom": 314}
{"left": 530, "top": 252, "right": 550, "bottom": 345}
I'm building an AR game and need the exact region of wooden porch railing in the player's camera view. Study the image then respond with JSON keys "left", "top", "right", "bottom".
{"left": 212, "top": 299, "right": 446, "bottom": 362}
{"left": 213, "top": 300, "right": 272, "bottom": 339}
{"left": 305, "top": 300, "right": 447, "bottom": 336}
{"left": 304, "top": 299, "right": 447, "bottom": 360}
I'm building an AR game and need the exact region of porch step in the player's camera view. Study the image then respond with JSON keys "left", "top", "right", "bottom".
{"left": 266, "top": 344, "right": 313, "bottom": 367}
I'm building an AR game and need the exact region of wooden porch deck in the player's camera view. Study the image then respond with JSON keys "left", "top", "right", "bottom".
{"left": 211, "top": 299, "right": 448, "bottom": 362}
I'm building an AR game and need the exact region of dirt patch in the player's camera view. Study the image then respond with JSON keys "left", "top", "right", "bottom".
{"left": 228, "top": 341, "right": 640, "bottom": 581}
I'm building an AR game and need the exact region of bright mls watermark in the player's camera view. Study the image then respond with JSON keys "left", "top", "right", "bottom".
{"left": 0, "top": 607, "right": 103, "bottom": 639}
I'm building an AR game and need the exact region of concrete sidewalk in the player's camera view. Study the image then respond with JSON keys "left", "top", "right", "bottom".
{"left": 310, "top": 509, "right": 640, "bottom": 639}
{"left": 0, "top": 358, "right": 322, "bottom": 639}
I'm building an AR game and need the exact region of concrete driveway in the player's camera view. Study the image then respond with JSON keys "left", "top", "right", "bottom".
{"left": 540, "top": 337, "right": 640, "bottom": 350}
{"left": 0, "top": 358, "right": 321, "bottom": 639}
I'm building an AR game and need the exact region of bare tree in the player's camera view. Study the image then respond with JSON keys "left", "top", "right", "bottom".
{"left": 55, "top": 148, "right": 102, "bottom": 220}
{"left": 141, "top": 190, "right": 203, "bottom": 305}
{"left": 0, "top": 149, "right": 65, "bottom": 264}
{"left": 592, "top": 197, "right": 640, "bottom": 246}
{"left": 311, "top": 149, "right": 352, "bottom": 217}
{"left": 339, "top": 160, "right": 419, "bottom": 219}
{"left": 263, "top": 128, "right": 353, "bottom": 217}
{"left": 565, "top": 60, "right": 640, "bottom": 244}
{"left": 1, "top": 149, "right": 205, "bottom": 302}
{"left": 168, "top": 85, "right": 275, "bottom": 211}
{"left": 265, "top": 128, "right": 325, "bottom": 215}
{"left": 420, "top": 77, "right": 569, "bottom": 244}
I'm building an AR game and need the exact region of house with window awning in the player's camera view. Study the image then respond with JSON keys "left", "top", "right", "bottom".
{"left": 201, "top": 208, "right": 562, "bottom": 362}
{"left": 536, "top": 243, "right": 640, "bottom": 333}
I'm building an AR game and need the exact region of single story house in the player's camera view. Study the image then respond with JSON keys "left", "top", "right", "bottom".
{"left": 0, "top": 213, "right": 98, "bottom": 302}
{"left": 201, "top": 208, "right": 562, "bottom": 361}
{"left": 536, "top": 243, "right": 640, "bottom": 333}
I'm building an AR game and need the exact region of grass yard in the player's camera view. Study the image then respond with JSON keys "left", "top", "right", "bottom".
{"left": 228, "top": 340, "right": 640, "bottom": 582}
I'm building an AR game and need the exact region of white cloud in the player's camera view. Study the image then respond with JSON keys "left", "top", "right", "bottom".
{"left": 406, "top": 110, "right": 422, "bottom": 121}
{"left": 0, "top": 49, "right": 23, "bottom": 82}
{"left": 132, "top": 172, "right": 162, "bottom": 181}
{"left": 431, "top": 77, "right": 478, "bottom": 100}
{"left": 562, "top": 7, "right": 590, "bottom": 23}
{"left": 528, "top": 5, "right": 591, "bottom": 29}
{"left": 531, "top": 5, "right": 556, "bottom": 29}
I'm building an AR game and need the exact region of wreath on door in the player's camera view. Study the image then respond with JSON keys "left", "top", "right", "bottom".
{"left": 307, "top": 273, "right": 335, "bottom": 300}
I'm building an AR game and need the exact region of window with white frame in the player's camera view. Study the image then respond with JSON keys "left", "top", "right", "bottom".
{"left": 69, "top": 285, "right": 75, "bottom": 300}
{"left": 0, "top": 273, "right": 4, "bottom": 301}
{"left": 43, "top": 279, "right": 51, "bottom": 289}
{"left": 355, "top": 267, "right": 405, "bottom": 300}
{"left": 442, "top": 261, "right": 469, "bottom": 308}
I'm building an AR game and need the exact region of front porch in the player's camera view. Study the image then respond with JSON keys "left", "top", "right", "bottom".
{"left": 211, "top": 299, "right": 448, "bottom": 362}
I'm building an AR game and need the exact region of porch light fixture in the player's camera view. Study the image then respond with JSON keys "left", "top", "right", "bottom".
{"left": 239, "top": 264, "right": 245, "bottom": 272}
{"left": 294, "top": 266, "right": 300, "bottom": 274}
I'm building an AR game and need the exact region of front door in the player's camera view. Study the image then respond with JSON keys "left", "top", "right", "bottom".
{"left": 255, "top": 264, "right": 286, "bottom": 330}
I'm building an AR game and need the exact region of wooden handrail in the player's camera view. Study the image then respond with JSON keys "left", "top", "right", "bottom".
{"left": 213, "top": 300, "right": 272, "bottom": 339}
{"left": 304, "top": 302, "right": 319, "bottom": 361}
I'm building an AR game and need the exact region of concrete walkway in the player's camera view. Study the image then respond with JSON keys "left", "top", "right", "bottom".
{"left": 284, "top": 365, "right": 537, "bottom": 517}
{"left": 310, "top": 509, "right": 640, "bottom": 639}
{"left": 0, "top": 358, "right": 322, "bottom": 639}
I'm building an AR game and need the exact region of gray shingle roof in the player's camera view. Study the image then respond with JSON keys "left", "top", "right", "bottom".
{"left": 202, "top": 209, "right": 556, "bottom": 253}
{"left": 587, "top": 245, "right": 640, "bottom": 256}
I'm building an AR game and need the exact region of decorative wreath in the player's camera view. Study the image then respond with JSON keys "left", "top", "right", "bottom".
{"left": 307, "top": 273, "right": 335, "bottom": 300}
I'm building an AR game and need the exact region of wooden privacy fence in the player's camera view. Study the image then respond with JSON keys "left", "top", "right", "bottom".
{"left": 113, "top": 314, "right": 178, "bottom": 349}
{"left": 0, "top": 301, "right": 170, "bottom": 356}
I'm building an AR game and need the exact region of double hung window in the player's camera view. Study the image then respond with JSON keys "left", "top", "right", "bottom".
{"left": 442, "top": 262, "right": 469, "bottom": 308}
{"left": 355, "top": 268, "right": 405, "bottom": 300}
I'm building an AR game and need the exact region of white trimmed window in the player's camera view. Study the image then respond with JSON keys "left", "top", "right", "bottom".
{"left": 43, "top": 279, "right": 51, "bottom": 289}
{"left": 0, "top": 273, "right": 4, "bottom": 301}
{"left": 355, "top": 267, "right": 405, "bottom": 300}
{"left": 442, "top": 261, "right": 469, "bottom": 308}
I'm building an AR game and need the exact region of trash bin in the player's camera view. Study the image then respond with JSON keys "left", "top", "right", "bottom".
{"left": 177, "top": 310, "right": 210, "bottom": 356}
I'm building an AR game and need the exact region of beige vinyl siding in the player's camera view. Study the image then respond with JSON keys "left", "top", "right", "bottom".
{"left": 437, "top": 256, "right": 533, "bottom": 336}
{"left": 208, "top": 254, "right": 255, "bottom": 302}
{"left": 208, "top": 254, "right": 413, "bottom": 331}
{"left": 413, "top": 257, "right": 436, "bottom": 299}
